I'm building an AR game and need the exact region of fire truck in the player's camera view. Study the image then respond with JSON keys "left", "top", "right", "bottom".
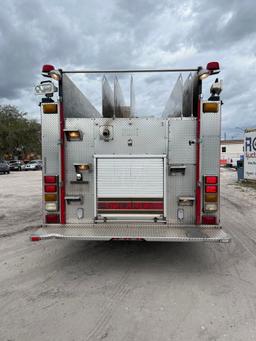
{"left": 31, "top": 62, "right": 230, "bottom": 242}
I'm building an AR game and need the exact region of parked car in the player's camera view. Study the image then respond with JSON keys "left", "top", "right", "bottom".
{"left": 9, "top": 160, "right": 25, "bottom": 171}
{"left": 0, "top": 160, "right": 10, "bottom": 174}
{"left": 24, "top": 160, "right": 42, "bottom": 171}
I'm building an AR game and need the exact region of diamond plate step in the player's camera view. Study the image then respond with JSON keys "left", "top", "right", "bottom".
{"left": 31, "top": 224, "right": 230, "bottom": 243}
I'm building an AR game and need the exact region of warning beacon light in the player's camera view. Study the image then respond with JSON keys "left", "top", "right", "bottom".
{"left": 41, "top": 64, "right": 62, "bottom": 81}
{"left": 198, "top": 61, "right": 220, "bottom": 80}
{"left": 42, "top": 64, "right": 55, "bottom": 77}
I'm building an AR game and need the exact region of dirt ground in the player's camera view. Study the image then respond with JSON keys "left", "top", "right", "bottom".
{"left": 0, "top": 169, "right": 256, "bottom": 341}
{"left": 0, "top": 171, "right": 42, "bottom": 236}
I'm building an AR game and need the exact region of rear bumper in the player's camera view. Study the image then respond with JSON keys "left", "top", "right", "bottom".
{"left": 31, "top": 223, "right": 230, "bottom": 243}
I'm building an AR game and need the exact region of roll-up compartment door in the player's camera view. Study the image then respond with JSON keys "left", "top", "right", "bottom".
{"left": 96, "top": 157, "right": 165, "bottom": 217}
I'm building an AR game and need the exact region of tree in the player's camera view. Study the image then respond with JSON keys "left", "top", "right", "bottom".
{"left": 0, "top": 105, "right": 41, "bottom": 159}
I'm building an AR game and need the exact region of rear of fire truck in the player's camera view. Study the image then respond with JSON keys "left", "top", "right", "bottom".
{"left": 31, "top": 62, "right": 230, "bottom": 242}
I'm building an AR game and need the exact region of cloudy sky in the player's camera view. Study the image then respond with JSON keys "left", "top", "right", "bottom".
{"left": 0, "top": 0, "right": 255, "bottom": 139}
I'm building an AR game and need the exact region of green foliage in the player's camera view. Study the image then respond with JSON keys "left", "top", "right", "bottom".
{"left": 0, "top": 105, "right": 41, "bottom": 159}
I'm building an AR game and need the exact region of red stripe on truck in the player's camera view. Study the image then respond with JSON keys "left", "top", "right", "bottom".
{"left": 59, "top": 78, "right": 66, "bottom": 224}
{"left": 195, "top": 97, "right": 201, "bottom": 224}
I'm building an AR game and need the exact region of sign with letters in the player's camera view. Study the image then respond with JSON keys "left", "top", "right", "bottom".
{"left": 244, "top": 130, "right": 256, "bottom": 180}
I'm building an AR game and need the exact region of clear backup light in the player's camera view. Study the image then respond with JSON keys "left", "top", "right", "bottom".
{"left": 204, "top": 203, "right": 218, "bottom": 212}
{"left": 45, "top": 202, "right": 58, "bottom": 212}
{"left": 35, "top": 81, "right": 57, "bottom": 95}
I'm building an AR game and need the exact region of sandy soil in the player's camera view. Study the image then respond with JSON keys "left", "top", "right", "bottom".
{"left": 0, "top": 171, "right": 42, "bottom": 236}
{"left": 0, "top": 169, "right": 256, "bottom": 341}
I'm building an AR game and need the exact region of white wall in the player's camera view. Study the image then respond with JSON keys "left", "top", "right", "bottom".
{"left": 221, "top": 142, "right": 243, "bottom": 164}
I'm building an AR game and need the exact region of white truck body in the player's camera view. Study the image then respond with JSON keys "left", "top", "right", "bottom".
{"left": 31, "top": 64, "right": 230, "bottom": 243}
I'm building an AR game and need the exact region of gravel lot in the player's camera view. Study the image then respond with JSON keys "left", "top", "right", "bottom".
{"left": 0, "top": 169, "right": 256, "bottom": 341}
{"left": 0, "top": 171, "right": 42, "bottom": 236}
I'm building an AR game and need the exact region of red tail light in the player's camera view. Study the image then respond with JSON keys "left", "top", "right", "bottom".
{"left": 205, "top": 185, "right": 217, "bottom": 193}
{"left": 46, "top": 214, "right": 59, "bottom": 223}
{"left": 44, "top": 176, "right": 57, "bottom": 183}
{"left": 45, "top": 185, "right": 57, "bottom": 193}
{"left": 205, "top": 176, "right": 218, "bottom": 184}
{"left": 202, "top": 215, "right": 216, "bottom": 225}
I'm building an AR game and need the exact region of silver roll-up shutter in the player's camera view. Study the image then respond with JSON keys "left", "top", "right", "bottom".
{"left": 96, "top": 157, "right": 164, "bottom": 198}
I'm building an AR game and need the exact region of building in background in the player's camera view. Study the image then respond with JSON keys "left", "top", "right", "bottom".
{"left": 220, "top": 140, "right": 243, "bottom": 167}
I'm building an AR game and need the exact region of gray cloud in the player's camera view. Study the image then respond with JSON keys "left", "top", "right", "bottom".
{"left": 0, "top": 0, "right": 256, "bottom": 138}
